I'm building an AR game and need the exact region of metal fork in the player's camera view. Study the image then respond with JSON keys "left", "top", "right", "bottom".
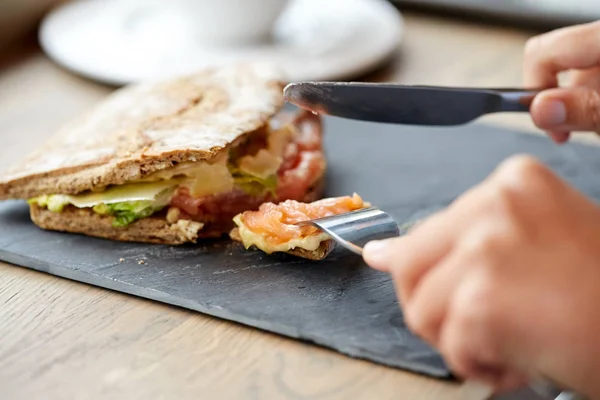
{"left": 296, "top": 207, "right": 401, "bottom": 255}
{"left": 297, "top": 206, "right": 584, "bottom": 400}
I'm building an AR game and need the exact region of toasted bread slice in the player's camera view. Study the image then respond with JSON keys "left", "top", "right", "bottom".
{"left": 0, "top": 63, "right": 285, "bottom": 200}
{"left": 30, "top": 204, "right": 205, "bottom": 245}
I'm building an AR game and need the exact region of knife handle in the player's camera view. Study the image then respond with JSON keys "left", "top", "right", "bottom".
{"left": 412, "top": 85, "right": 541, "bottom": 114}
{"left": 489, "top": 88, "right": 540, "bottom": 113}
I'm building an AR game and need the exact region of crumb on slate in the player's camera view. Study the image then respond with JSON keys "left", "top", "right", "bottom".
{"left": 119, "top": 258, "right": 125, "bottom": 263}
{"left": 137, "top": 259, "right": 146, "bottom": 265}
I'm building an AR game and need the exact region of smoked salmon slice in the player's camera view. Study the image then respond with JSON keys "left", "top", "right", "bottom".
{"left": 230, "top": 193, "right": 370, "bottom": 260}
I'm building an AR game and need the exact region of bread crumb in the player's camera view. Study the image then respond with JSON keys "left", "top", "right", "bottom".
{"left": 119, "top": 258, "right": 125, "bottom": 263}
{"left": 170, "top": 219, "right": 205, "bottom": 241}
{"left": 138, "top": 259, "right": 146, "bottom": 265}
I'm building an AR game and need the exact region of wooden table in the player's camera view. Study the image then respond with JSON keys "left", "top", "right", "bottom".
{"left": 0, "top": 10, "right": 557, "bottom": 400}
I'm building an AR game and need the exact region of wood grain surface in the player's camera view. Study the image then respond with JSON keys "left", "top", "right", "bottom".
{"left": 0, "top": 9, "right": 587, "bottom": 400}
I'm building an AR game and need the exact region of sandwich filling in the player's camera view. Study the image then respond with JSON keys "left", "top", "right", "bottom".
{"left": 28, "top": 111, "right": 325, "bottom": 234}
{"left": 232, "top": 193, "right": 369, "bottom": 254}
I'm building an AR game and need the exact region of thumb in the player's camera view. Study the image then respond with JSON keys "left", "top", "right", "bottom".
{"left": 530, "top": 87, "right": 600, "bottom": 135}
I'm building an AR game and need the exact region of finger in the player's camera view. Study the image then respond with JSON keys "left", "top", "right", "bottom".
{"left": 532, "top": 67, "right": 600, "bottom": 141}
{"left": 364, "top": 183, "right": 487, "bottom": 273}
{"left": 441, "top": 286, "right": 530, "bottom": 393}
{"left": 566, "top": 67, "right": 600, "bottom": 90}
{"left": 404, "top": 209, "right": 517, "bottom": 353}
{"left": 530, "top": 87, "right": 600, "bottom": 133}
{"left": 523, "top": 21, "right": 600, "bottom": 88}
{"left": 402, "top": 246, "right": 471, "bottom": 346}
{"left": 363, "top": 209, "right": 457, "bottom": 304}
{"left": 363, "top": 208, "right": 448, "bottom": 272}
{"left": 547, "top": 131, "right": 571, "bottom": 144}
{"left": 438, "top": 265, "right": 530, "bottom": 392}
{"left": 438, "top": 272, "right": 511, "bottom": 387}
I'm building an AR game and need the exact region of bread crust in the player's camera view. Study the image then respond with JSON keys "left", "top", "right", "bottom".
{"left": 0, "top": 63, "right": 285, "bottom": 200}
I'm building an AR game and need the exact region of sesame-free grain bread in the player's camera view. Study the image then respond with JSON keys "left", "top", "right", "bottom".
{"left": 30, "top": 204, "right": 206, "bottom": 245}
{"left": 0, "top": 63, "right": 285, "bottom": 200}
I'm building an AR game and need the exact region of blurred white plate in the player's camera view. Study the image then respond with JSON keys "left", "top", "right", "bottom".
{"left": 39, "top": 0, "right": 404, "bottom": 85}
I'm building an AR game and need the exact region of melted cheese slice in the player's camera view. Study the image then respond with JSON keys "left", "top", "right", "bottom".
{"left": 237, "top": 149, "right": 282, "bottom": 179}
{"left": 232, "top": 214, "right": 330, "bottom": 253}
{"left": 187, "top": 162, "right": 234, "bottom": 197}
{"left": 68, "top": 180, "right": 179, "bottom": 208}
{"left": 140, "top": 152, "right": 230, "bottom": 182}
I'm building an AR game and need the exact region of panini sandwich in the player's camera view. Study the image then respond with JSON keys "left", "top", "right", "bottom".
{"left": 0, "top": 64, "right": 327, "bottom": 244}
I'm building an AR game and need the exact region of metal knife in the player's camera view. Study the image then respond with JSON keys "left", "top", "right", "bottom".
{"left": 283, "top": 82, "right": 539, "bottom": 126}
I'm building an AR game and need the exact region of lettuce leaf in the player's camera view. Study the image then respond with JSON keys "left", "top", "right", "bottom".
{"left": 93, "top": 200, "right": 164, "bottom": 227}
{"left": 28, "top": 194, "right": 71, "bottom": 212}
{"left": 228, "top": 164, "right": 277, "bottom": 197}
{"left": 235, "top": 174, "right": 277, "bottom": 197}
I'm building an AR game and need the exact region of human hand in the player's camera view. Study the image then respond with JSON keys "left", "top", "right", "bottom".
{"left": 363, "top": 155, "right": 600, "bottom": 398}
{"left": 525, "top": 21, "right": 600, "bottom": 144}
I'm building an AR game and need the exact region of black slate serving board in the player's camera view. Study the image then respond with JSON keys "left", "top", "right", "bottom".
{"left": 2, "top": 116, "right": 600, "bottom": 380}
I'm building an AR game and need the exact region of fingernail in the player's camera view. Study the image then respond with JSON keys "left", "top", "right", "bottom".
{"left": 363, "top": 240, "right": 391, "bottom": 270}
{"left": 540, "top": 99, "right": 566, "bottom": 126}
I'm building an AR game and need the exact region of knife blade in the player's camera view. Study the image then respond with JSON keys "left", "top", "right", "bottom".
{"left": 283, "top": 82, "right": 539, "bottom": 126}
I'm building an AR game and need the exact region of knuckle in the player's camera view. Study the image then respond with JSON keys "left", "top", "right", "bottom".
{"left": 458, "top": 210, "right": 523, "bottom": 271}
{"left": 480, "top": 178, "right": 522, "bottom": 224}
{"left": 450, "top": 278, "right": 503, "bottom": 352}
{"left": 488, "top": 180, "right": 518, "bottom": 214}
{"left": 497, "top": 154, "right": 548, "bottom": 182}
{"left": 440, "top": 343, "right": 472, "bottom": 378}
{"left": 524, "top": 36, "right": 543, "bottom": 60}
{"left": 453, "top": 282, "right": 505, "bottom": 362}
{"left": 493, "top": 155, "right": 556, "bottom": 199}
{"left": 454, "top": 280, "right": 498, "bottom": 329}
{"left": 460, "top": 225, "right": 505, "bottom": 256}
{"left": 403, "top": 302, "right": 432, "bottom": 337}
{"left": 439, "top": 275, "right": 507, "bottom": 378}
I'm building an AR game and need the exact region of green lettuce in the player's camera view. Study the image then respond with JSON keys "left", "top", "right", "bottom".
{"left": 28, "top": 184, "right": 176, "bottom": 228}
{"left": 93, "top": 201, "right": 165, "bottom": 227}
{"left": 27, "top": 197, "right": 166, "bottom": 227}
{"left": 28, "top": 194, "right": 71, "bottom": 212}
{"left": 228, "top": 165, "right": 277, "bottom": 197}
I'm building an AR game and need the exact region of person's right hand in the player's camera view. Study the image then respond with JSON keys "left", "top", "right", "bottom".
{"left": 525, "top": 21, "right": 600, "bottom": 144}
{"left": 363, "top": 155, "right": 600, "bottom": 398}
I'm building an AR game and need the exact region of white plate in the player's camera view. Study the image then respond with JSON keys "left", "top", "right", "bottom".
{"left": 39, "top": 0, "right": 404, "bottom": 86}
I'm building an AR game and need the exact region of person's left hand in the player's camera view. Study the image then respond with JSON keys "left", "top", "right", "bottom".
{"left": 363, "top": 155, "right": 600, "bottom": 397}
